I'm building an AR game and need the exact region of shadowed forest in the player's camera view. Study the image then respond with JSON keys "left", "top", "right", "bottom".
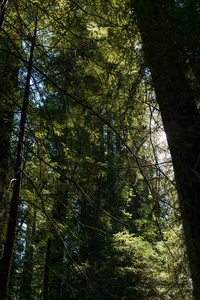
{"left": 0, "top": 1, "right": 200, "bottom": 299}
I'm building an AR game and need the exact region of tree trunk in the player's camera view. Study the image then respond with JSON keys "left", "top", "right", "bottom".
{"left": 43, "top": 184, "right": 68, "bottom": 299}
{"left": 0, "top": 21, "right": 37, "bottom": 299}
{"left": 19, "top": 207, "right": 36, "bottom": 300}
{"left": 0, "top": 40, "right": 19, "bottom": 258}
{"left": 43, "top": 238, "right": 52, "bottom": 300}
{"left": 132, "top": 1, "right": 200, "bottom": 298}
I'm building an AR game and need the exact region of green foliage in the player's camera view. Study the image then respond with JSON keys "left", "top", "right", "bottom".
{"left": 0, "top": 0, "right": 194, "bottom": 299}
{"left": 94, "top": 229, "right": 193, "bottom": 299}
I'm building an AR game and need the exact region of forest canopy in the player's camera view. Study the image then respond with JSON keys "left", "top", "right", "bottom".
{"left": 0, "top": 0, "right": 200, "bottom": 299}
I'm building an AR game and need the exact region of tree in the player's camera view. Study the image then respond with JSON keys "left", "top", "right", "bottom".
{"left": 131, "top": 1, "right": 200, "bottom": 299}
{"left": 0, "top": 0, "right": 20, "bottom": 255}
{"left": 0, "top": 4, "right": 38, "bottom": 297}
{"left": 0, "top": 0, "right": 195, "bottom": 298}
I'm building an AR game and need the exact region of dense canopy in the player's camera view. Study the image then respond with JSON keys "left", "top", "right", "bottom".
{"left": 0, "top": 0, "right": 200, "bottom": 299}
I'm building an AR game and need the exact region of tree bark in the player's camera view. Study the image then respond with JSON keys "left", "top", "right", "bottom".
{"left": 19, "top": 207, "right": 36, "bottom": 300}
{"left": 0, "top": 0, "right": 19, "bottom": 246}
{"left": 43, "top": 238, "right": 52, "bottom": 300}
{"left": 0, "top": 38, "right": 19, "bottom": 257}
{"left": 0, "top": 21, "right": 37, "bottom": 299}
{"left": 43, "top": 184, "right": 68, "bottom": 300}
{"left": 132, "top": 1, "right": 200, "bottom": 299}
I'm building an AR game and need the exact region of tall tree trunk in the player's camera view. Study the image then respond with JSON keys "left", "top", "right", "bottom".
{"left": 132, "top": 1, "right": 200, "bottom": 299}
{"left": 19, "top": 207, "right": 36, "bottom": 300}
{"left": 43, "top": 238, "right": 52, "bottom": 300}
{"left": 0, "top": 0, "right": 20, "bottom": 248}
{"left": 0, "top": 21, "right": 37, "bottom": 299}
{"left": 0, "top": 38, "right": 19, "bottom": 256}
{"left": 43, "top": 184, "right": 67, "bottom": 300}
{"left": 48, "top": 238, "right": 64, "bottom": 299}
